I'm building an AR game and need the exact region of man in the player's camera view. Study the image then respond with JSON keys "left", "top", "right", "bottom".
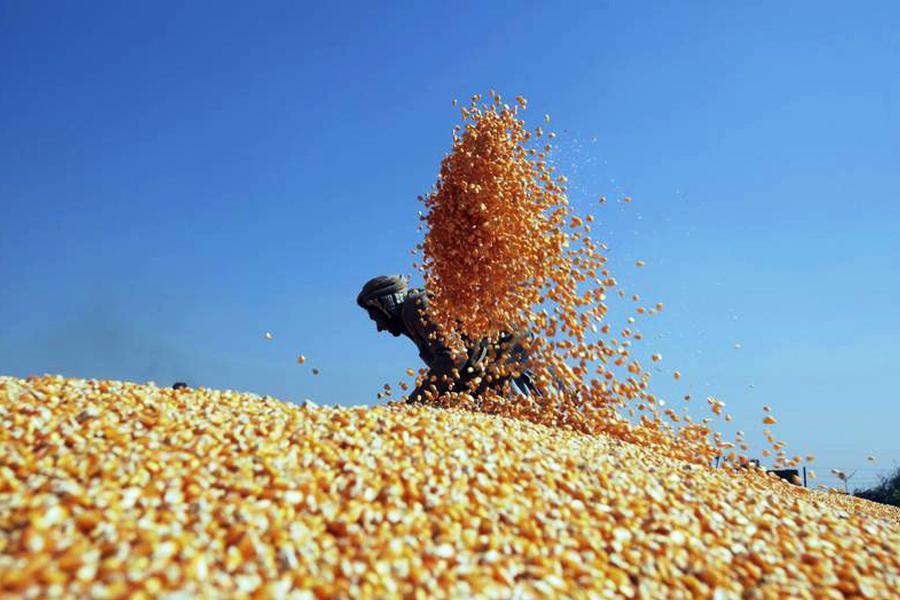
{"left": 356, "top": 275, "right": 535, "bottom": 403}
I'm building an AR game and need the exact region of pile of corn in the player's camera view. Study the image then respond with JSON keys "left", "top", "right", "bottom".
{"left": 2, "top": 376, "right": 898, "bottom": 598}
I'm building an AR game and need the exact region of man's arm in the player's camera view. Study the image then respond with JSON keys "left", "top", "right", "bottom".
{"left": 402, "top": 296, "right": 465, "bottom": 402}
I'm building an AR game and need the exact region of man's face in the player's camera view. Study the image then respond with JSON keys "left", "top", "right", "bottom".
{"left": 367, "top": 307, "right": 402, "bottom": 337}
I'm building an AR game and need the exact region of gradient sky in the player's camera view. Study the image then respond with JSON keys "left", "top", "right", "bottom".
{"left": 2, "top": 1, "right": 898, "bottom": 490}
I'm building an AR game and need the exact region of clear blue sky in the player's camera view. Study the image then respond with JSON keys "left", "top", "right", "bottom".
{"left": 2, "top": 1, "right": 898, "bottom": 489}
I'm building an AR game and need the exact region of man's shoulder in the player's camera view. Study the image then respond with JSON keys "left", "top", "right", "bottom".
{"left": 402, "top": 289, "right": 428, "bottom": 308}
{"left": 401, "top": 289, "right": 429, "bottom": 326}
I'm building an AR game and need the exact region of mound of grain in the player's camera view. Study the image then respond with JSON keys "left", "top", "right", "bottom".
{"left": 2, "top": 376, "right": 898, "bottom": 599}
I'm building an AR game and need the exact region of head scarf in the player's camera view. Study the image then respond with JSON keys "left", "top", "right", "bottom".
{"left": 356, "top": 275, "right": 409, "bottom": 319}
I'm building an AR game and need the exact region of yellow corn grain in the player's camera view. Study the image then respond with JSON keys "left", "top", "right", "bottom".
{"left": 0, "top": 375, "right": 897, "bottom": 599}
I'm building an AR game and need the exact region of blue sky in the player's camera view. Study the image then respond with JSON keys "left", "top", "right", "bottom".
{"left": 2, "top": 1, "right": 898, "bottom": 489}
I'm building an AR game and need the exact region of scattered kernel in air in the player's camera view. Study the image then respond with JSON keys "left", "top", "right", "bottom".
{"left": 412, "top": 91, "right": 724, "bottom": 463}
{"left": 411, "top": 91, "right": 829, "bottom": 497}
{"left": 311, "top": 368, "right": 320, "bottom": 376}
{"left": 297, "top": 354, "right": 306, "bottom": 364}
{"left": 264, "top": 332, "right": 273, "bottom": 340}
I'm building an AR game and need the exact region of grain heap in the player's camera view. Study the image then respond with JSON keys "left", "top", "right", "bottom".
{"left": 1, "top": 376, "right": 899, "bottom": 598}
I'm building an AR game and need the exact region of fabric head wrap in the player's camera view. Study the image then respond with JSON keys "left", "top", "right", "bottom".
{"left": 356, "top": 275, "right": 409, "bottom": 319}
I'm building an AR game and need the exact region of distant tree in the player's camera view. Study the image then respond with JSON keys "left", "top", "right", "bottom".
{"left": 854, "top": 466, "right": 900, "bottom": 507}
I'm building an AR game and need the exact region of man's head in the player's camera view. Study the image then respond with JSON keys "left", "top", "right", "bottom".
{"left": 356, "top": 275, "right": 409, "bottom": 337}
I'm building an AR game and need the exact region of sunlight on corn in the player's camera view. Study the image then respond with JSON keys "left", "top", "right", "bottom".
{"left": 1, "top": 376, "right": 898, "bottom": 598}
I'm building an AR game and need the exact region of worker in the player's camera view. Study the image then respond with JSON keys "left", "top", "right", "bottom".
{"left": 356, "top": 275, "right": 536, "bottom": 403}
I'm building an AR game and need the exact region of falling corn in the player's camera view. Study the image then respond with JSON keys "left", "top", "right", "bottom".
{"left": 413, "top": 92, "right": 737, "bottom": 471}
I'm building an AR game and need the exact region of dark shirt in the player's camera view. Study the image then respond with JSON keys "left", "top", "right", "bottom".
{"left": 400, "top": 290, "right": 534, "bottom": 402}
